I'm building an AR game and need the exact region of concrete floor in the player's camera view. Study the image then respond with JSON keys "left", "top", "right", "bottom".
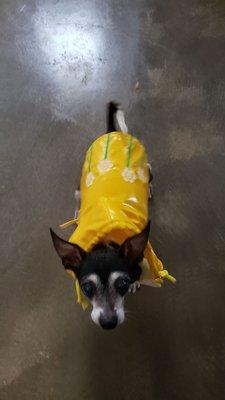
{"left": 0, "top": 0, "right": 225, "bottom": 399}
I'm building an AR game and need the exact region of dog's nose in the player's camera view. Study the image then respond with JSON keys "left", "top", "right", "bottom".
{"left": 99, "top": 315, "right": 118, "bottom": 330}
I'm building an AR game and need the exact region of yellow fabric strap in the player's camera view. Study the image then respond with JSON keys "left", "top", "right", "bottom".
{"left": 65, "top": 263, "right": 89, "bottom": 310}
{"left": 158, "top": 270, "right": 176, "bottom": 284}
{"left": 59, "top": 218, "right": 78, "bottom": 229}
{"left": 75, "top": 279, "right": 89, "bottom": 310}
{"left": 60, "top": 219, "right": 89, "bottom": 309}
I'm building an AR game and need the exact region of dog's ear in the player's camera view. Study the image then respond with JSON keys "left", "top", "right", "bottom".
{"left": 120, "top": 221, "right": 151, "bottom": 262}
{"left": 50, "top": 229, "right": 85, "bottom": 272}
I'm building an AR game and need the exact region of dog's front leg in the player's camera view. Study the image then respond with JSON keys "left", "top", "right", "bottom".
{"left": 74, "top": 189, "right": 81, "bottom": 219}
{"left": 129, "top": 282, "right": 141, "bottom": 293}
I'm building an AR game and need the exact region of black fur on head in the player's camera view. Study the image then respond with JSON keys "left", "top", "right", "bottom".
{"left": 50, "top": 222, "right": 150, "bottom": 329}
{"left": 50, "top": 221, "right": 150, "bottom": 284}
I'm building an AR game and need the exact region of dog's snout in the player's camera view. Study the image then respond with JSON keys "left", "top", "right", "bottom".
{"left": 99, "top": 315, "right": 118, "bottom": 330}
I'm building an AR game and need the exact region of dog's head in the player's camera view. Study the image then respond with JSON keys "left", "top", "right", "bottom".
{"left": 50, "top": 222, "right": 150, "bottom": 329}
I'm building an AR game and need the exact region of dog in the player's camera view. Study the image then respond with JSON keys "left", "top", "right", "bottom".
{"left": 50, "top": 103, "right": 175, "bottom": 329}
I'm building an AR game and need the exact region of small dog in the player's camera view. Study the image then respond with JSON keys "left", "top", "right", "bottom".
{"left": 50, "top": 103, "right": 174, "bottom": 329}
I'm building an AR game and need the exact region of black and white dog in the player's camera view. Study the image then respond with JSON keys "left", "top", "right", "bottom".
{"left": 50, "top": 103, "right": 153, "bottom": 329}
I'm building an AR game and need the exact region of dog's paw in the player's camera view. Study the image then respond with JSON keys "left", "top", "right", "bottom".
{"left": 149, "top": 183, "right": 153, "bottom": 199}
{"left": 129, "top": 282, "right": 141, "bottom": 294}
{"left": 74, "top": 208, "right": 80, "bottom": 219}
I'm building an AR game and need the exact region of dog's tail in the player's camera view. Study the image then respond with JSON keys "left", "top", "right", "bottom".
{"left": 107, "top": 102, "right": 128, "bottom": 133}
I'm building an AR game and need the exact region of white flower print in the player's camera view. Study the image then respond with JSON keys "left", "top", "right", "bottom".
{"left": 97, "top": 159, "right": 113, "bottom": 173}
{"left": 86, "top": 172, "right": 95, "bottom": 187}
{"left": 122, "top": 167, "right": 136, "bottom": 183}
{"left": 137, "top": 167, "right": 148, "bottom": 183}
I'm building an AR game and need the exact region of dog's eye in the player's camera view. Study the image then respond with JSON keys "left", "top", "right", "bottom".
{"left": 81, "top": 282, "right": 95, "bottom": 298}
{"left": 115, "top": 277, "right": 130, "bottom": 296}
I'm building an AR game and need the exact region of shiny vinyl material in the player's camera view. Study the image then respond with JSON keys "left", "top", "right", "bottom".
{"left": 62, "top": 132, "right": 175, "bottom": 308}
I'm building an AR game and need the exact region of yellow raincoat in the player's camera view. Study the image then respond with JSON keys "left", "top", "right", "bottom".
{"left": 60, "top": 132, "right": 175, "bottom": 309}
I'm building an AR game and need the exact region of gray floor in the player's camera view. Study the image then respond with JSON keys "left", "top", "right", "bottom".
{"left": 0, "top": 1, "right": 225, "bottom": 399}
